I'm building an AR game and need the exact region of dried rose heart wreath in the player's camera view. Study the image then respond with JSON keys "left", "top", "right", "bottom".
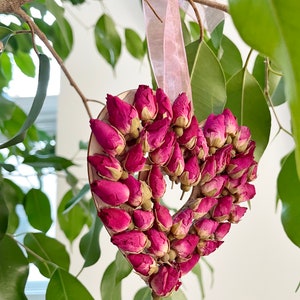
{"left": 87, "top": 85, "right": 257, "bottom": 298}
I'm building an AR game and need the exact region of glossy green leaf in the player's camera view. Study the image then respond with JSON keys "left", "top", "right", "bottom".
{"left": 0, "top": 93, "right": 15, "bottom": 126}
{"left": 115, "top": 250, "right": 132, "bottom": 284}
{"left": 277, "top": 150, "right": 300, "bottom": 247}
{"left": 165, "top": 289, "right": 187, "bottom": 300}
{"left": 0, "top": 26, "right": 14, "bottom": 50}
{"left": 23, "top": 154, "right": 74, "bottom": 170}
{"left": 272, "top": 77, "right": 286, "bottom": 106}
{"left": 0, "top": 235, "right": 29, "bottom": 300}
{"left": 0, "top": 52, "right": 12, "bottom": 81}
{"left": 24, "top": 188, "right": 52, "bottom": 232}
{"left": 0, "top": 195, "right": 8, "bottom": 240}
{"left": 13, "top": 51, "right": 35, "bottom": 77}
{"left": 24, "top": 232, "right": 70, "bottom": 278}
{"left": 210, "top": 20, "right": 224, "bottom": 51}
{"left": 186, "top": 40, "right": 226, "bottom": 121}
{"left": 0, "top": 54, "right": 50, "bottom": 149}
{"left": 125, "top": 28, "right": 145, "bottom": 60}
{"left": 0, "top": 162, "right": 15, "bottom": 172}
{"left": 133, "top": 287, "right": 152, "bottom": 300}
{"left": 191, "top": 263, "right": 205, "bottom": 299}
{"left": 229, "top": 0, "right": 300, "bottom": 176}
{"left": 94, "top": 14, "right": 122, "bottom": 68}
{"left": 64, "top": 183, "right": 90, "bottom": 213}
{"left": 226, "top": 68, "right": 271, "bottom": 160}
{"left": 46, "top": 268, "right": 93, "bottom": 300}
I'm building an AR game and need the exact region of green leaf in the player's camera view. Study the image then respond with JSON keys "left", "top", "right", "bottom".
{"left": 165, "top": 289, "right": 187, "bottom": 300}
{"left": 186, "top": 40, "right": 226, "bottom": 121}
{"left": 0, "top": 195, "right": 8, "bottom": 240}
{"left": 79, "top": 211, "right": 102, "bottom": 268}
{"left": 0, "top": 93, "right": 15, "bottom": 126}
{"left": 210, "top": 20, "right": 224, "bottom": 51}
{"left": 100, "top": 261, "right": 121, "bottom": 300}
{"left": 0, "top": 52, "right": 12, "bottom": 81}
{"left": 133, "top": 287, "right": 152, "bottom": 300}
{"left": 272, "top": 77, "right": 286, "bottom": 106}
{"left": 13, "top": 51, "right": 36, "bottom": 77}
{"left": 115, "top": 250, "right": 132, "bottom": 284}
{"left": 125, "top": 28, "right": 145, "bottom": 60}
{"left": 0, "top": 54, "right": 50, "bottom": 149}
{"left": 23, "top": 154, "right": 74, "bottom": 170}
{"left": 64, "top": 183, "right": 90, "bottom": 213}
{"left": 0, "top": 162, "right": 15, "bottom": 172}
{"left": 226, "top": 68, "right": 271, "bottom": 160}
{"left": 0, "top": 26, "right": 14, "bottom": 50}
{"left": 23, "top": 188, "right": 52, "bottom": 232}
{"left": 277, "top": 150, "right": 300, "bottom": 247}
{"left": 229, "top": 0, "right": 300, "bottom": 177}
{"left": 46, "top": 268, "right": 94, "bottom": 300}
{"left": 24, "top": 232, "right": 70, "bottom": 278}
{"left": 94, "top": 14, "right": 122, "bottom": 68}
{"left": 0, "top": 235, "right": 29, "bottom": 300}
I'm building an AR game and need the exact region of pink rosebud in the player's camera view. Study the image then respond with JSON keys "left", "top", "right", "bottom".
{"left": 88, "top": 154, "right": 123, "bottom": 181}
{"left": 91, "top": 180, "right": 129, "bottom": 206}
{"left": 164, "top": 141, "right": 185, "bottom": 178}
{"left": 214, "top": 144, "right": 233, "bottom": 174}
{"left": 171, "top": 209, "right": 193, "bottom": 239}
{"left": 193, "top": 218, "right": 218, "bottom": 239}
{"left": 227, "top": 153, "right": 254, "bottom": 179}
{"left": 98, "top": 208, "right": 131, "bottom": 233}
{"left": 106, "top": 94, "right": 140, "bottom": 138}
{"left": 192, "top": 126, "right": 209, "bottom": 160}
{"left": 127, "top": 253, "right": 158, "bottom": 276}
{"left": 244, "top": 140, "right": 256, "bottom": 157}
{"left": 229, "top": 205, "right": 247, "bottom": 223}
{"left": 225, "top": 174, "right": 248, "bottom": 194}
{"left": 149, "top": 131, "right": 176, "bottom": 166}
{"left": 171, "top": 234, "right": 199, "bottom": 258}
{"left": 201, "top": 175, "right": 227, "bottom": 197}
{"left": 148, "top": 164, "right": 166, "bottom": 200}
{"left": 212, "top": 195, "right": 233, "bottom": 222}
{"left": 172, "top": 92, "right": 192, "bottom": 128}
{"left": 111, "top": 230, "right": 148, "bottom": 253}
{"left": 153, "top": 202, "right": 173, "bottom": 232}
{"left": 90, "top": 119, "right": 125, "bottom": 156}
{"left": 123, "top": 143, "right": 146, "bottom": 173}
{"left": 179, "top": 156, "right": 201, "bottom": 190}
{"left": 197, "top": 240, "right": 223, "bottom": 256}
{"left": 146, "top": 228, "right": 170, "bottom": 257}
{"left": 235, "top": 182, "right": 256, "bottom": 202}
{"left": 200, "top": 156, "right": 216, "bottom": 185}
{"left": 133, "top": 209, "right": 155, "bottom": 231}
{"left": 192, "top": 197, "right": 218, "bottom": 219}
{"left": 248, "top": 161, "right": 258, "bottom": 181}
{"left": 134, "top": 85, "right": 157, "bottom": 121}
{"left": 156, "top": 88, "right": 173, "bottom": 121}
{"left": 203, "top": 113, "right": 226, "bottom": 148}
{"left": 149, "top": 265, "right": 181, "bottom": 297}
{"left": 233, "top": 125, "right": 251, "bottom": 152}
{"left": 222, "top": 108, "right": 239, "bottom": 136}
{"left": 214, "top": 222, "right": 231, "bottom": 240}
{"left": 179, "top": 253, "right": 200, "bottom": 275}
{"left": 177, "top": 116, "right": 199, "bottom": 150}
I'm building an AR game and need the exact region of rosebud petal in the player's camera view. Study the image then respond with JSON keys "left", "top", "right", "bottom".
{"left": 171, "top": 234, "right": 199, "bottom": 258}
{"left": 235, "top": 182, "right": 256, "bottom": 202}
{"left": 179, "top": 253, "right": 200, "bottom": 275}
{"left": 153, "top": 202, "right": 173, "bottom": 232}
{"left": 192, "top": 126, "right": 209, "bottom": 160}
{"left": 147, "top": 228, "right": 170, "bottom": 257}
{"left": 127, "top": 253, "right": 158, "bottom": 276}
{"left": 200, "top": 156, "right": 216, "bottom": 185}
{"left": 212, "top": 195, "right": 233, "bottom": 222}
{"left": 172, "top": 92, "right": 192, "bottom": 128}
{"left": 214, "top": 222, "right": 231, "bottom": 240}
{"left": 98, "top": 208, "right": 131, "bottom": 233}
{"left": 214, "top": 144, "right": 233, "bottom": 174}
{"left": 233, "top": 125, "right": 251, "bottom": 152}
{"left": 203, "top": 113, "right": 226, "bottom": 148}
{"left": 133, "top": 209, "right": 155, "bottom": 231}
{"left": 111, "top": 230, "right": 148, "bottom": 253}
{"left": 123, "top": 143, "right": 146, "bottom": 173}
{"left": 229, "top": 205, "right": 247, "bottom": 223}
{"left": 179, "top": 155, "right": 201, "bottom": 189}
{"left": 227, "top": 153, "right": 254, "bottom": 179}
{"left": 222, "top": 108, "right": 239, "bottom": 136}
{"left": 91, "top": 180, "right": 129, "bottom": 206}
{"left": 90, "top": 119, "right": 125, "bottom": 156}
{"left": 164, "top": 141, "right": 185, "bottom": 178}
{"left": 193, "top": 218, "right": 218, "bottom": 239}
{"left": 134, "top": 85, "right": 157, "bottom": 121}
{"left": 201, "top": 175, "right": 227, "bottom": 197}
{"left": 192, "top": 197, "right": 218, "bottom": 219}
{"left": 172, "top": 209, "right": 193, "bottom": 239}
{"left": 156, "top": 88, "right": 173, "bottom": 121}
{"left": 197, "top": 240, "right": 223, "bottom": 256}
{"left": 148, "top": 164, "right": 166, "bottom": 200}
{"left": 177, "top": 116, "right": 199, "bottom": 149}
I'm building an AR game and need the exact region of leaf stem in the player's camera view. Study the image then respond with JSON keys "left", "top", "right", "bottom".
{"left": 188, "top": 0, "right": 204, "bottom": 41}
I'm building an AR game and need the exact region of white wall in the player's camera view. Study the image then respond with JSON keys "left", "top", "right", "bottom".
{"left": 56, "top": 1, "right": 300, "bottom": 299}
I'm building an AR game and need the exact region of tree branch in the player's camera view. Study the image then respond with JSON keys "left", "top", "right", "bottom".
{"left": 192, "top": 0, "right": 228, "bottom": 13}
{"left": 0, "top": 0, "right": 31, "bottom": 13}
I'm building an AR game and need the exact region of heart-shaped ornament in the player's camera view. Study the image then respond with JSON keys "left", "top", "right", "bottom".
{"left": 87, "top": 85, "right": 257, "bottom": 298}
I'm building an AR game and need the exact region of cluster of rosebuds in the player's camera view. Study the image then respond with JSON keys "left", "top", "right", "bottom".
{"left": 88, "top": 85, "right": 257, "bottom": 298}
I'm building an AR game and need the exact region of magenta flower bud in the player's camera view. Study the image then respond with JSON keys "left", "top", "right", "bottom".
{"left": 146, "top": 228, "right": 170, "bottom": 257}
{"left": 203, "top": 113, "right": 226, "bottom": 148}
{"left": 171, "top": 208, "right": 193, "bottom": 239}
{"left": 214, "top": 144, "right": 233, "bottom": 174}
{"left": 235, "top": 182, "right": 256, "bottom": 202}
{"left": 149, "top": 131, "right": 176, "bottom": 166}
{"left": 193, "top": 218, "right": 218, "bottom": 239}
{"left": 98, "top": 208, "right": 131, "bottom": 233}
{"left": 230, "top": 205, "right": 247, "bottom": 223}
{"left": 179, "top": 253, "right": 200, "bottom": 275}
{"left": 91, "top": 180, "right": 129, "bottom": 206}
{"left": 156, "top": 88, "right": 173, "bottom": 121}
{"left": 106, "top": 94, "right": 140, "bottom": 137}
{"left": 197, "top": 240, "right": 223, "bottom": 256}
{"left": 123, "top": 143, "right": 146, "bottom": 173}
{"left": 171, "top": 234, "right": 199, "bottom": 258}
{"left": 214, "top": 222, "right": 231, "bottom": 240}
{"left": 227, "top": 153, "right": 254, "bottom": 179}
{"left": 111, "top": 230, "right": 148, "bottom": 253}
{"left": 212, "top": 195, "right": 233, "bottom": 222}
{"left": 164, "top": 141, "right": 185, "bottom": 178}
{"left": 200, "top": 156, "right": 216, "bottom": 185}
{"left": 192, "top": 197, "right": 218, "bottom": 219}
{"left": 88, "top": 154, "right": 123, "bottom": 181}
{"left": 248, "top": 161, "right": 258, "bottom": 181}
{"left": 201, "top": 175, "right": 227, "bottom": 197}
{"left": 90, "top": 119, "right": 126, "bottom": 156}
{"left": 222, "top": 108, "right": 239, "bottom": 136}
{"left": 192, "top": 126, "right": 209, "bottom": 160}
{"left": 127, "top": 253, "right": 158, "bottom": 276}
{"left": 149, "top": 265, "right": 181, "bottom": 297}
{"left": 179, "top": 156, "right": 201, "bottom": 189}
{"left": 153, "top": 202, "right": 173, "bottom": 232}
{"left": 133, "top": 209, "right": 155, "bottom": 231}
{"left": 177, "top": 116, "right": 199, "bottom": 150}
{"left": 172, "top": 92, "right": 192, "bottom": 128}
{"left": 148, "top": 164, "right": 166, "bottom": 200}
{"left": 233, "top": 125, "right": 251, "bottom": 152}
{"left": 134, "top": 85, "right": 157, "bottom": 121}
{"left": 225, "top": 174, "right": 248, "bottom": 194}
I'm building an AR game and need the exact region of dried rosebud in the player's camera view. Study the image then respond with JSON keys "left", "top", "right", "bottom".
{"left": 91, "top": 180, "right": 129, "bottom": 206}
{"left": 193, "top": 218, "right": 218, "bottom": 239}
{"left": 235, "top": 182, "right": 256, "bottom": 203}
{"left": 201, "top": 175, "right": 227, "bottom": 197}
{"left": 153, "top": 202, "right": 173, "bottom": 232}
{"left": 229, "top": 205, "right": 247, "bottom": 223}
{"left": 134, "top": 85, "right": 157, "bottom": 121}
{"left": 88, "top": 154, "right": 123, "bottom": 181}
{"left": 156, "top": 88, "right": 173, "bottom": 121}
{"left": 148, "top": 164, "right": 166, "bottom": 200}
{"left": 214, "top": 222, "right": 231, "bottom": 240}
{"left": 111, "top": 230, "right": 148, "bottom": 253}
{"left": 233, "top": 125, "right": 251, "bottom": 152}
{"left": 164, "top": 141, "right": 185, "bottom": 178}
{"left": 90, "top": 119, "right": 125, "bottom": 156}
{"left": 248, "top": 161, "right": 258, "bottom": 181}
{"left": 171, "top": 209, "right": 193, "bottom": 239}
{"left": 146, "top": 228, "right": 170, "bottom": 257}
{"left": 133, "top": 209, "right": 155, "bottom": 231}
{"left": 149, "top": 265, "right": 181, "bottom": 297}
{"left": 222, "top": 108, "right": 239, "bottom": 136}
{"left": 227, "top": 153, "right": 254, "bottom": 179}
{"left": 179, "top": 253, "right": 200, "bottom": 275}
{"left": 203, "top": 113, "right": 226, "bottom": 148}
{"left": 200, "top": 156, "right": 216, "bottom": 185}
{"left": 179, "top": 155, "right": 201, "bottom": 190}
{"left": 212, "top": 195, "right": 233, "bottom": 222}
{"left": 98, "top": 208, "right": 131, "bottom": 233}
{"left": 127, "top": 253, "right": 158, "bottom": 276}
{"left": 192, "top": 197, "right": 218, "bottom": 219}
{"left": 177, "top": 116, "right": 199, "bottom": 150}
{"left": 171, "top": 234, "right": 199, "bottom": 258}
{"left": 197, "top": 240, "right": 223, "bottom": 256}
{"left": 123, "top": 143, "right": 146, "bottom": 173}
{"left": 172, "top": 92, "right": 192, "bottom": 128}
{"left": 106, "top": 94, "right": 140, "bottom": 138}
{"left": 192, "top": 126, "right": 209, "bottom": 160}
{"left": 225, "top": 174, "right": 248, "bottom": 194}
{"left": 214, "top": 144, "right": 233, "bottom": 174}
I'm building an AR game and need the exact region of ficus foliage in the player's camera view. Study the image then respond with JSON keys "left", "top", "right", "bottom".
{"left": 0, "top": 0, "right": 299, "bottom": 299}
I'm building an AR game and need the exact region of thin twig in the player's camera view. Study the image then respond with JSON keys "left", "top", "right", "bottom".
{"left": 144, "top": 0, "right": 163, "bottom": 23}
{"left": 192, "top": 0, "right": 228, "bottom": 13}
{"left": 188, "top": 0, "right": 204, "bottom": 41}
